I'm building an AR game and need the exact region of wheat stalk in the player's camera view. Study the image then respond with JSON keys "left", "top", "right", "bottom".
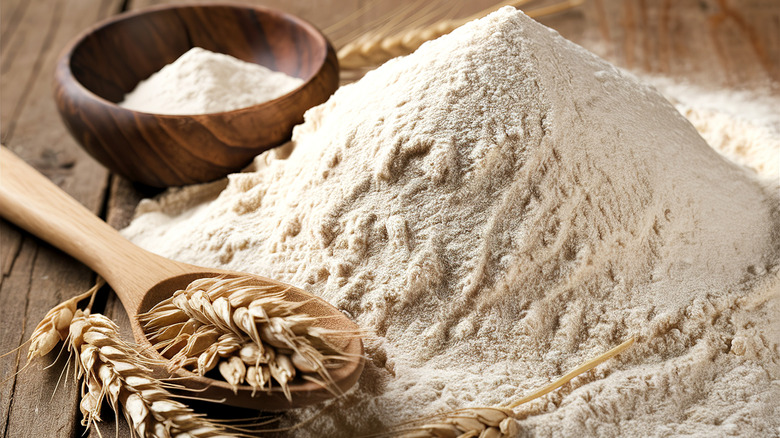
{"left": 389, "top": 338, "right": 635, "bottom": 437}
{"left": 27, "top": 295, "right": 235, "bottom": 438}
{"left": 393, "top": 407, "right": 518, "bottom": 438}
{"left": 337, "top": 0, "right": 584, "bottom": 70}
{"left": 71, "top": 311, "right": 233, "bottom": 437}
{"left": 138, "top": 276, "right": 360, "bottom": 401}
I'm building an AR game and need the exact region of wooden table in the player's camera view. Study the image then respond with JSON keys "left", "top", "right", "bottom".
{"left": 1, "top": 0, "right": 777, "bottom": 436}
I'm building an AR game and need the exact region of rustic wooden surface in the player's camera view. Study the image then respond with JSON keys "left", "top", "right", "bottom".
{"left": 1, "top": 0, "right": 778, "bottom": 436}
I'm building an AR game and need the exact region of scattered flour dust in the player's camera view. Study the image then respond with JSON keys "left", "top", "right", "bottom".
{"left": 122, "top": 8, "right": 780, "bottom": 437}
{"left": 118, "top": 47, "right": 304, "bottom": 115}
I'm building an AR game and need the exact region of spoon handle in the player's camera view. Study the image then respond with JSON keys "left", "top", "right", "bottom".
{"left": 0, "top": 146, "right": 183, "bottom": 314}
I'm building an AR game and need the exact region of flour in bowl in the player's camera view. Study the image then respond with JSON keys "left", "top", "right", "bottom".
{"left": 119, "top": 47, "right": 304, "bottom": 115}
{"left": 123, "top": 7, "right": 779, "bottom": 436}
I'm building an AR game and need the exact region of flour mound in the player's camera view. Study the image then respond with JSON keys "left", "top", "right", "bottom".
{"left": 124, "top": 8, "right": 780, "bottom": 436}
{"left": 656, "top": 79, "right": 780, "bottom": 183}
{"left": 119, "top": 47, "right": 304, "bottom": 115}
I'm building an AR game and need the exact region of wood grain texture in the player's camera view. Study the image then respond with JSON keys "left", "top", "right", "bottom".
{"left": 54, "top": 3, "right": 339, "bottom": 187}
{"left": 0, "top": 244, "right": 94, "bottom": 438}
{"left": 2, "top": 0, "right": 778, "bottom": 436}
{"left": 0, "top": 0, "right": 122, "bottom": 437}
{"left": 565, "top": 0, "right": 780, "bottom": 90}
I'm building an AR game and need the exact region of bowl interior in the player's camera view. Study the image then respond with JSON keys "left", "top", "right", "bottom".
{"left": 69, "top": 4, "right": 327, "bottom": 106}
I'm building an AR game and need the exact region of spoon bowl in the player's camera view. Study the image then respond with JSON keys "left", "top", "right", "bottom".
{"left": 0, "top": 146, "right": 364, "bottom": 410}
{"left": 135, "top": 270, "right": 362, "bottom": 409}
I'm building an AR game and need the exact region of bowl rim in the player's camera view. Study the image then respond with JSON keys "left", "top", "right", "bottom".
{"left": 56, "top": 1, "right": 335, "bottom": 119}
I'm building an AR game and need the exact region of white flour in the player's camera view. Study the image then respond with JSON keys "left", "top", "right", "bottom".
{"left": 651, "top": 78, "right": 780, "bottom": 185}
{"left": 118, "top": 47, "right": 304, "bottom": 115}
{"left": 123, "top": 8, "right": 780, "bottom": 437}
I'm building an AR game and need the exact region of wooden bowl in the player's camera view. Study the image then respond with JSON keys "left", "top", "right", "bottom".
{"left": 54, "top": 3, "right": 339, "bottom": 187}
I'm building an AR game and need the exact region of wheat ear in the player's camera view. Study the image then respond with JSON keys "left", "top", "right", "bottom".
{"left": 337, "top": 0, "right": 583, "bottom": 70}
{"left": 390, "top": 338, "right": 635, "bottom": 437}
{"left": 26, "top": 279, "right": 104, "bottom": 362}
{"left": 139, "top": 276, "right": 361, "bottom": 401}
{"left": 67, "top": 310, "right": 233, "bottom": 438}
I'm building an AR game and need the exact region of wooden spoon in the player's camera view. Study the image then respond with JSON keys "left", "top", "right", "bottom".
{"left": 0, "top": 146, "right": 364, "bottom": 410}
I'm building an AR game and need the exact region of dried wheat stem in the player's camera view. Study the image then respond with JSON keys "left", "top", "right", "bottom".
{"left": 392, "top": 337, "right": 635, "bottom": 438}
{"left": 337, "top": 0, "right": 583, "bottom": 69}
{"left": 508, "top": 337, "right": 635, "bottom": 408}
{"left": 139, "top": 276, "right": 361, "bottom": 401}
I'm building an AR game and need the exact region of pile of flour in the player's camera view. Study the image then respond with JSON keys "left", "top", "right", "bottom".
{"left": 123, "top": 8, "right": 779, "bottom": 437}
{"left": 119, "top": 47, "right": 303, "bottom": 115}
{"left": 651, "top": 78, "right": 780, "bottom": 184}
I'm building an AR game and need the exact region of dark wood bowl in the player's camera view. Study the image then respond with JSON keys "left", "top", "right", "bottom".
{"left": 54, "top": 3, "right": 339, "bottom": 187}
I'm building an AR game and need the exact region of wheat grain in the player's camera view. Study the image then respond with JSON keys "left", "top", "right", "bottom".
{"left": 26, "top": 279, "right": 103, "bottom": 361}
{"left": 66, "top": 310, "right": 233, "bottom": 438}
{"left": 26, "top": 288, "right": 285, "bottom": 437}
{"left": 337, "top": 0, "right": 583, "bottom": 70}
{"left": 394, "top": 407, "right": 518, "bottom": 438}
{"left": 27, "top": 285, "right": 228, "bottom": 437}
{"left": 138, "top": 276, "right": 360, "bottom": 401}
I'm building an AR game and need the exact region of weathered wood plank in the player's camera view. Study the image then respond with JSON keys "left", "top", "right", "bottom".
{"left": 0, "top": 0, "right": 124, "bottom": 437}
{"left": 128, "top": 0, "right": 362, "bottom": 36}
{"left": 2, "top": 243, "right": 95, "bottom": 438}
{"left": 127, "top": 0, "right": 511, "bottom": 49}
{"left": 0, "top": 1, "right": 28, "bottom": 54}
{"left": 0, "top": 223, "right": 22, "bottom": 278}
{"left": 0, "top": 235, "right": 36, "bottom": 437}
{"left": 572, "top": 0, "right": 780, "bottom": 89}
